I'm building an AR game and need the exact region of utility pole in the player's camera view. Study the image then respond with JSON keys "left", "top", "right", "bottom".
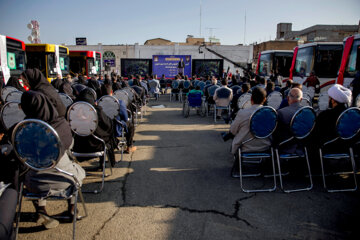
{"left": 244, "top": 10, "right": 246, "bottom": 45}
{"left": 200, "top": 0, "right": 202, "bottom": 37}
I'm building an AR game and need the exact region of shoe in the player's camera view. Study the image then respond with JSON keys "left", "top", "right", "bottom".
{"left": 38, "top": 213, "right": 59, "bottom": 229}
{"left": 124, "top": 146, "right": 137, "bottom": 153}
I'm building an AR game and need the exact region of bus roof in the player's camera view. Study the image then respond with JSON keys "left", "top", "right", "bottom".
{"left": 4, "top": 35, "right": 25, "bottom": 50}
{"left": 296, "top": 42, "right": 342, "bottom": 49}
{"left": 70, "top": 51, "right": 101, "bottom": 58}
{"left": 261, "top": 50, "right": 293, "bottom": 55}
{"left": 26, "top": 44, "right": 69, "bottom": 54}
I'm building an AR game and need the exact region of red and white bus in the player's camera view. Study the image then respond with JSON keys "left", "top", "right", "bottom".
{"left": 69, "top": 51, "right": 101, "bottom": 78}
{"left": 289, "top": 42, "right": 343, "bottom": 93}
{"left": 0, "top": 35, "right": 26, "bottom": 85}
{"left": 336, "top": 34, "right": 360, "bottom": 88}
{"left": 256, "top": 50, "right": 293, "bottom": 85}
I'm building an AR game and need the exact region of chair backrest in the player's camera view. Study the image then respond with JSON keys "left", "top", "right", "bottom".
{"left": 1, "top": 86, "right": 18, "bottom": 102}
{"left": 290, "top": 106, "right": 316, "bottom": 139}
{"left": 300, "top": 97, "right": 312, "bottom": 107}
{"left": 12, "top": 119, "right": 62, "bottom": 171}
{"left": 128, "top": 79, "right": 134, "bottom": 86}
{"left": 305, "top": 86, "right": 315, "bottom": 99}
{"left": 237, "top": 93, "right": 252, "bottom": 109}
{"left": 122, "top": 88, "right": 134, "bottom": 102}
{"left": 231, "top": 85, "right": 241, "bottom": 94}
{"left": 336, "top": 107, "right": 360, "bottom": 140}
{"left": 5, "top": 90, "right": 23, "bottom": 103}
{"left": 98, "top": 95, "right": 120, "bottom": 119}
{"left": 318, "top": 92, "right": 329, "bottom": 111}
{"left": 198, "top": 81, "right": 206, "bottom": 91}
{"left": 59, "top": 93, "right": 73, "bottom": 108}
{"left": 87, "top": 87, "right": 97, "bottom": 101}
{"left": 216, "top": 87, "right": 232, "bottom": 99}
{"left": 0, "top": 101, "right": 26, "bottom": 131}
{"left": 208, "top": 85, "right": 220, "bottom": 97}
{"left": 205, "top": 80, "right": 211, "bottom": 85}
{"left": 72, "top": 83, "right": 87, "bottom": 95}
{"left": 67, "top": 101, "right": 98, "bottom": 137}
{"left": 267, "top": 91, "right": 282, "bottom": 109}
{"left": 302, "top": 92, "right": 312, "bottom": 103}
{"left": 172, "top": 80, "right": 179, "bottom": 89}
{"left": 113, "top": 89, "right": 130, "bottom": 107}
{"left": 193, "top": 80, "right": 200, "bottom": 87}
{"left": 183, "top": 80, "right": 191, "bottom": 89}
{"left": 355, "top": 94, "right": 360, "bottom": 108}
{"left": 249, "top": 106, "right": 277, "bottom": 139}
{"left": 188, "top": 92, "right": 202, "bottom": 107}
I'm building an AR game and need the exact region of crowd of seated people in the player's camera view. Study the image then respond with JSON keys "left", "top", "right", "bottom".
{"left": 0, "top": 69, "right": 145, "bottom": 235}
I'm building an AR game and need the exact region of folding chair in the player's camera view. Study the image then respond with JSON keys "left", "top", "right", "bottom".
{"left": 5, "top": 90, "right": 23, "bottom": 103}
{"left": 170, "top": 81, "right": 181, "bottom": 102}
{"left": 1, "top": 86, "right": 18, "bottom": 102}
{"left": 275, "top": 106, "right": 316, "bottom": 193}
{"left": 0, "top": 101, "right": 26, "bottom": 131}
{"left": 148, "top": 81, "right": 160, "bottom": 100}
{"left": 355, "top": 94, "right": 360, "bottom": 108}
{"left": 214, "top": 87, "right": 232, "bottom": 123}
{"left": 59, "top": 92, "right": 73, "bottom": 108}
{"left": 319, "top": 107, "right": 360, "bottom": 192}
{"left": 238, "top": 106, "right": 278, "bottom": 193}
{"left": 98, "top": 95, "right": 126, "bottom": 162}
{"left": 206, "top": 85, "right": 220, "bottom": 116}
{"left": 67, "top": 101, "right": 111, "bottom": 194}
{"left": 13, "top": 119, "right": 87, "bottom": 240}
{"left": 181, "top": 80, "right": 191, "bottom": 100}
{"left": 267, "top": 91, "right": 282, "bottom": 110}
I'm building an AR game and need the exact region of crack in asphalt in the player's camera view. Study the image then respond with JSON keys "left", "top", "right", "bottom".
{"left": 233, "top": 194, "right": 256, "bottom": 221}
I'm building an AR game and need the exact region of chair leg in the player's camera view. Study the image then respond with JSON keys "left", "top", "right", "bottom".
{"left": 15, "top": 182, "right": 24, "bottom": 240}
{"left": 275, "top": 149, "right": 284, "bottom": 190}
{"left": 73, "top": 191, "right": 78, "bottom": 240}
{"left": 319, "top": 148, "right": 327, "bottom": 189}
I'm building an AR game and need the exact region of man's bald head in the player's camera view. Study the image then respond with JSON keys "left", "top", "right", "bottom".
{"left": 288, "top": 88, "right": 303, "bottom": 104}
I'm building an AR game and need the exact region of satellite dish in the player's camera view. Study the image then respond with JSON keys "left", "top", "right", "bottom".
{"left": 27, "top": 23, "right": 33, "bottom": 29}
{"left": 28, "top": 36, "right": 33, "bottom": 42}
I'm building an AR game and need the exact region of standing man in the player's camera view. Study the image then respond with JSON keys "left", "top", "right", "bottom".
{"left": 177, "top": 58, "right": 185, "bottom": 76}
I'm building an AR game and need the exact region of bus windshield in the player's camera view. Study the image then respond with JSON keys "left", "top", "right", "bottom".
{"left": 47, "top": 53, "right": 57, "bottom": 77}
{"left": 294, "top": 47, "right": 315, "bottom": 78}
{"left": 314, "top": 45, "right": 343, "bottom": 78}
{"left": 344, "top": 39, "right": 360, "bottom": 78}
{"left": 259, "top": 53, "right": 272, "bottom": 76}
{"left": 27, "top": 52, "right": 47, "bottom": 76}
{"left": 7, "top": 48, "right": 26, "bottom": 76}
{"left": 59, "top": 54, "right": 70, "bottom": 76}
{"left": 274, "top": 53, "right": 293, "bottom": 77}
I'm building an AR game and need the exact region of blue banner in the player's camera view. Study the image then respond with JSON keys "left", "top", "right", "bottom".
{"left": 152, "top": 55, "right": 191, "bottom": 78}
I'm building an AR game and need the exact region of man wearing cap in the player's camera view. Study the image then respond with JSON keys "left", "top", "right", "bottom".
{"left": 311, "top": 84, "right": 352, "bottom": 151}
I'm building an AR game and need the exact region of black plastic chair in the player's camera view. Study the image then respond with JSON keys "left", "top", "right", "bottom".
{"left": 319, "top": 107, "right": 360, "bottom": 192}
{"left": 275, "top": 106, "right": 316, "bottom": 193}
{"left": 13, "top": 119, "right": 87, "bottom": 240}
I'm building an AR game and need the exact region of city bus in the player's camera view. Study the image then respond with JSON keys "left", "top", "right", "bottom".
{"left": 0, "top": 34, "right": 26, "bottom": 84}
{"left": 336, "top": 34, "right": 360, "bottom": 88}
{"left": 69, "top": 51, "right": 101, "bottom": 78}
{"left": 256, "top": 50, "right": 293, "bottom": 86}
{"left": 26, "top": 44, "right": 70, "bottom": 82}
{"left": 289, "top": 42, "right": 343, "bottom": 93}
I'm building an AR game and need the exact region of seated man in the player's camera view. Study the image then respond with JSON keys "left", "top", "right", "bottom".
{"left": 228, "top": 87, "right": 270, "bottom": 177}
{"left": 273, "top": 88, "right": 304, "bottom": 154}
{"left": 311, "top": 84, "right": 352, "bottom": 153}
{"left": 230, "top": 83, "right": 250, "bottom": 119}
{"left": 213, "top": 78, "right": 233, "bottom": 120}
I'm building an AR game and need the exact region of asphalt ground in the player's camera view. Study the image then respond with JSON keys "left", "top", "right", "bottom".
{"left": 17, "top": 94, "right": 360, "bottom": 240}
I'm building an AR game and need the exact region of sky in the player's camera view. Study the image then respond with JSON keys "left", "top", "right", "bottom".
{"left": 0, "top": 0, "right": 359, "bottom": 46}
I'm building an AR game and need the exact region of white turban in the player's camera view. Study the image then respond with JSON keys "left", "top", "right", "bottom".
{"left": 328, "top": 84, "right": 352, "bottom": 104}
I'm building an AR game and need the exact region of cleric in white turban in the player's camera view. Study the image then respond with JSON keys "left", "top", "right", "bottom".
{"left": 328, "top": 84, "right": 352, "bottom": 104}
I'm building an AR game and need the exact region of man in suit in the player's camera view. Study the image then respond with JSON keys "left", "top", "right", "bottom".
{"left": 229, "top": 87, "right": 270, "bottom": 177}
{"left": 273, "top": 88, "right": 303, "bottom": 154}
